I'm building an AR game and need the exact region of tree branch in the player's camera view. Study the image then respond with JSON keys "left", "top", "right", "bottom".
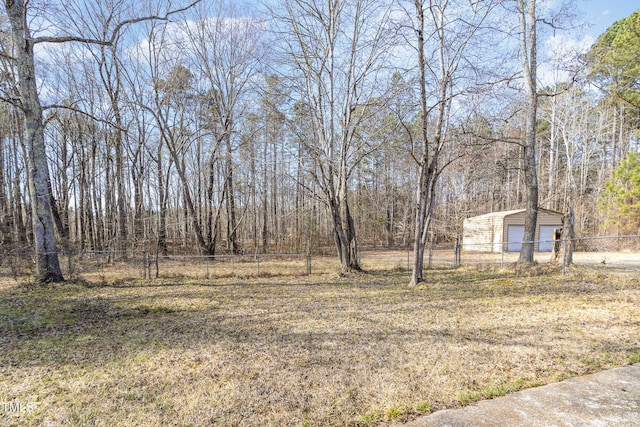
{"left": 32, "top": 0, "right": 203, "bottom": 46}
{"left": 108, "top": 0, "right": 203, "bottom": 44}
{"left": 32, "top": 36, "right": 109, "bottom": 45}
{"left": 43, "top": 103, "right": 127, "bottom": 131}
{"left": 0, "top": 51, "right": 16, "bottom": 61}
{"left": 0, "top": 94, "right": 22, "bottom": 108}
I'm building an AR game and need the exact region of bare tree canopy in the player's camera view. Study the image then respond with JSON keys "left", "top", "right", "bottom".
{"left": 0, "top": 0, "right": 637, "bottom": 280}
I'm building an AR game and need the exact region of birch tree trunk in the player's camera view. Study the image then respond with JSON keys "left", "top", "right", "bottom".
{"left": 5, "top": 0, "right": 64, "bottom": 282}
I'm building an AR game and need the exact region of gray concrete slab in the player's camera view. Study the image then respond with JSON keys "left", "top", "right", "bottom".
{"left": 402, "top": 364, "right": 640, "bottom": 427}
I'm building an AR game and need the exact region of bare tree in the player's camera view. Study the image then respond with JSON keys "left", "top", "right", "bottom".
{"left": 272, "top": 0, "right": 393, "bottom": 272}
{"left": 1, "top": 0, "right": 201, "bottom": 280}
{"left": 0, "top": 27, "right": 29, "bottom": 253}
{"left": 404, "top": 0, "right": 496, "bottom": 286}
{"left": 148, "top": 54, "right": 213, "bottom": 254}
{"left": 182, "top": 0, "right": 264, "bottom": 254}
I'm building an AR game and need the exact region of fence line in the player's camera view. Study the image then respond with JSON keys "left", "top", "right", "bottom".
{"left": 1, "top": 235, "right": 639, "bottom": 281}
{"left": 357, "top": 235, "right": 640, "bottom": 273}
{"left": 144, "top": 253, "right": 312, "bottom": 279}
{"left": 0, "top": 250, "right": 314, "bottom": 280}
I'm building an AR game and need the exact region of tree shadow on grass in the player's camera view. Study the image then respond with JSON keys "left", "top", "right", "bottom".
{"left": 1, "top": 272, "right": 639, "bottom": 426}
{"left": 1, "top": 269, "right": 638, "bottom": 379}
{"left": 1, "top": 271, "right": 634, "bottom": 368}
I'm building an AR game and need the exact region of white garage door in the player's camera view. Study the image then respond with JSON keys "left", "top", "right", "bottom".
{"left": 538, "top": 225, "right": 558, "bottom": 252}
{"left": 507, "top": 225, "right": 524, "bottom": 252}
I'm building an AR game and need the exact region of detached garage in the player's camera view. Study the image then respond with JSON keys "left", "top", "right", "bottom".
{"left": 463, "top": 208, "right": 563, "bottom": 253}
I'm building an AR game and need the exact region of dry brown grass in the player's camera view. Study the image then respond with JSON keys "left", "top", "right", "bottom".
{"left": 0, "top": 266, "right": 639, "bottom": 426}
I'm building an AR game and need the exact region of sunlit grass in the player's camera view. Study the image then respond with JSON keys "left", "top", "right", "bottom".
{"left": 0, "top": 266, "right": 639, "bottom": 426}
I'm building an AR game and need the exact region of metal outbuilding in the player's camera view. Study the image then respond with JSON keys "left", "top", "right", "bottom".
{"left": 462, "top": 208, "right": 564, "bottom": 253}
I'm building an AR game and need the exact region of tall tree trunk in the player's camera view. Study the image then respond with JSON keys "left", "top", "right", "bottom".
{"left": 561, "top": 196, "right": 574, "bottom": 266}
{"left": 296, "top": 142, "right": 304, "bottom": 251}
{"left": 5, "top": 0, "right": 64, "bottom": 282}
{"left": 156, "top": 143, "right": 169, "bottom": 256}
{"left": 0, "top": 133, "right": 9, "bottom": 247}
{"left": 79, "top": 149, "right": 87, "bottom": 251}
{"left": 224, "top": 133, "right": 239, "bottom": 254}
{"left": 9, "top": 131, "right": 27, "bottom": 245}
{"left": 261, "top": 132, "right": 269, "bottom": 252}
{"left": 410, "top": 158, "right": 438, "bottom": 286}
{"left": 100, "top": 44, "right": 128, "bottom": 254}
{"left": 517, "top": 0, "right": 539, "bottom": 265}
{"left": 114, "top": 115, "right": 127, "bottom": 252}
{"left": 163, "top": 132, "right": 213, "bottom": 255}
{"left": 340, "top": 179, "right": 359, "bottom": 270}
{"left": 329, "top": 197, "right": 352, "bottom": 271}
{"left": 409, "top": 0, "right": 445, "bottom": 286}
{"left": 131, "top": 154, "right": 144, "bottom": 249}
{"left": 14, "top": 129, "right": 29, "bottom": 245}
{"left": 546, "top": 88, "right": 557, "bottom": 208}
{"left": 271, "top": 129, "right": 279, "bottom": 251}
{"left": 206, "top": 145, "right": 221, "bottom": 256}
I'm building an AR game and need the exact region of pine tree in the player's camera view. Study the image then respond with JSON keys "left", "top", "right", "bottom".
{"left": 600, "top": 151, "right": 640, "bottom": 234}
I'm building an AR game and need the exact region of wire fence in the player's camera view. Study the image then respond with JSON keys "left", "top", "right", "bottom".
{"left": 357, "top": 235, "right": 640, "bottom": 272}
{"left": 0, "top": 250, "right": 315, "bottom": 282}
{"left": 1, "top": 235, "right": 639, "bottom": 282}
{"left": 143, "top": 254, "right": 312, "bottom": 279}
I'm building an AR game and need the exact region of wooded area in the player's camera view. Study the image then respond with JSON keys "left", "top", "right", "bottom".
{"left": 0, "top": 0, "right": 638, "bottom": 282}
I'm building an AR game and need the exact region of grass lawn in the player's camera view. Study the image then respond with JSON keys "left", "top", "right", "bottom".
{"left": 1, "top": 266, "right": 639, "bottom": 426}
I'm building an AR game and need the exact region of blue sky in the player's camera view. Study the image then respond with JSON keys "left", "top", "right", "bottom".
{"left": 536, "top": 1, "right": 638, "bottom": 86}
{"left": 579, "top": 0, "right": 639, "bottom": 38}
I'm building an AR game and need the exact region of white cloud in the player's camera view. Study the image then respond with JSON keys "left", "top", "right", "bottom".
{"left": 538, "top": 33, "right": 595, "bottom": 87}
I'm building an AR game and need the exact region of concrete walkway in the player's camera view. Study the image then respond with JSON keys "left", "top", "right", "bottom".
{"left": 402, "top": 364, "right": 640, "bottom": 426}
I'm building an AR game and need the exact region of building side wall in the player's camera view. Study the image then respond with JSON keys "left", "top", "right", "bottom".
{"left": 463, "top": 214, "right": 503, "bottom": 252}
